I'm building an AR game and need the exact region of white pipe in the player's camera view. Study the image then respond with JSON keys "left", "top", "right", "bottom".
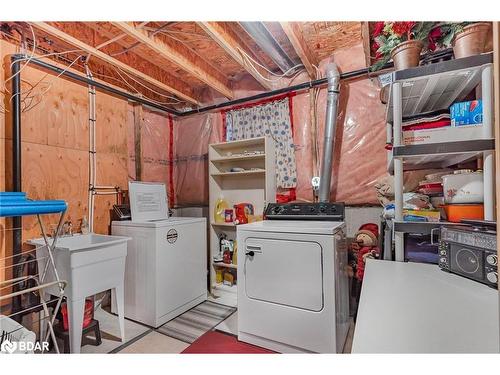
{"left": 85, "top": 64, "right": 97, "bottom": 233}
{"left": 318, "top": 63, "right": 340, "bottom": 203}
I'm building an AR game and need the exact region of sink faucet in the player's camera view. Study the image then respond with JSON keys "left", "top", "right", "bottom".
{"left": 62, "top": 220, "right": 73, "bottom": 236}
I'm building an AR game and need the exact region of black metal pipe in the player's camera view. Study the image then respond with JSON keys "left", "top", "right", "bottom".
{"left": 177, "top": 64, "right": 391, "bottom": 117}
{"left": 177, "top": 48, "right": 454, "bottom": 117}
{"left": 16, "top": 53, "right": 387, "bottom": 119}
{"left": 15, "top": 48, "right": 454, "bottom": 120}
{"left": 11, "top": 55, "right": 23, "bottom": 318}
{"left": 13, "top": 54, "right": 182, "bottom": 116}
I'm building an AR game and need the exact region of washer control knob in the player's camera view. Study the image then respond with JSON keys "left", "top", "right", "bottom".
{"left": 486, "top": 272, "right": 498, "bottom": 284}
{"left": 486, "top": 254, "right": 498, "bottom": 266}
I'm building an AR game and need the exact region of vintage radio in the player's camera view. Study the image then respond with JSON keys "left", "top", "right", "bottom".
{"left": 438, "top": 220, "right": 497, "bottom": 288}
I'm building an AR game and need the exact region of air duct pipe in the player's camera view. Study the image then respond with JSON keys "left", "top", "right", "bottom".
{"left": 318, "top": 63, "right": 340, "bottom": 203}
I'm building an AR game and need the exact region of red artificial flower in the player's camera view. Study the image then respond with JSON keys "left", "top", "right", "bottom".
{"left": 392, "top": 21, "right": 416, "bottom": 37}
{"left": 371, "top": 41, "right": 382, "bottom": 59}
{"left": 372, "top": 22, "right": 385, "bottom": 37}
{"left": 429, "top": 27, "right": 442, "bottom": 39}
{"left": 428, "top": 26, "right": 442, "bottom": 52}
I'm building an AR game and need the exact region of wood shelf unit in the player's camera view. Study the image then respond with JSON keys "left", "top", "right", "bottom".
{"left": 210, "top": 169, "right": 266, "bottom": 177}
{"left": 208, "top": 136, "right": 276, "bottom": 307}
{"left": 212, "top": 262, "right": 238, "bottom": 269}
{"left": 211, "top": 221, "right": 237, "bottom": 228}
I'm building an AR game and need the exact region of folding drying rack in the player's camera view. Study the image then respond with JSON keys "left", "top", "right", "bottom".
{"left": 0, "top": 192, "right": 67, "bottom": 353}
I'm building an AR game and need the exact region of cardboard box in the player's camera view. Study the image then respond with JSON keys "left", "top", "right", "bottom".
{"left": 403, "top": 124, "right": 484, "bottom": 145}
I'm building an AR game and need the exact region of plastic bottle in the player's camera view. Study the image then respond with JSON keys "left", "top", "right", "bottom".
{"left": 81, "top": 217, "right": 89, "bottom": 234}
{"left": 214, "top": 197, "right": 229, "bottom": 223}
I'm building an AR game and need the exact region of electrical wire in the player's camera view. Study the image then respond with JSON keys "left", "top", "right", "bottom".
{"left": 3, "top": 23, "right": 37, "bottom": 90}
{"left": 111, "top": 65, "right": 186, "bottom": 105}
{"left": 1, "top": 24, "right": 186, "bottom": 111}
{"left": 237, "top": 47, "right": 304, "bottom": 82}
{"left": 15, "top": 53, "right": 83, "bottom": 113}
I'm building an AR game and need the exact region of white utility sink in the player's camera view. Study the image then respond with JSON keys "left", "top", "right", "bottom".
{"left": 29, "top": 233, "right": 130, "bottom": 354}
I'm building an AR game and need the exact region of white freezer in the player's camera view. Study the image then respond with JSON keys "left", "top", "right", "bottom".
{"left": 112, "top": 217, "right": 207, "bottom": 328}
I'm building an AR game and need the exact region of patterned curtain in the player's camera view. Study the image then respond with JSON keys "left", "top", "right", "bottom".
{"left": 225, "top": 98, "right": 297, "bottom": 189}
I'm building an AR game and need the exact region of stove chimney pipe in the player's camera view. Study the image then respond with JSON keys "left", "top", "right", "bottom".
{"left": 318, "top": 63, "right": 340, "bottom": 203}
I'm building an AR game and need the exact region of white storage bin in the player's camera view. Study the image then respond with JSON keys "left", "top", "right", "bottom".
{"left": 442, "top": 171, "right": 484, "bottom": 204}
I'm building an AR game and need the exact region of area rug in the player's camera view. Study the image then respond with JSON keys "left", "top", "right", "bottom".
{"left": 181, "top": 331, "right": 276, "bottom": 354}
{"left": 157, "top": 301, "right": 236, "bottom": 343}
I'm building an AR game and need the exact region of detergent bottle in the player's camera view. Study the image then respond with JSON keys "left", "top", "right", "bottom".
{"left": 214, "top": 197, "right": 229, "bottom": 223}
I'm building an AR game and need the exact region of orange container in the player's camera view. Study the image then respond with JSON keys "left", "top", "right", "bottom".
{"left": 440, "top": 204, "right": 484, "bottom": 223}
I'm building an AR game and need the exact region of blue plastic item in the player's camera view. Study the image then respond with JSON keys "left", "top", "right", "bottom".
{"left": 0, "top": 192, "right": 67, "bottom": 217}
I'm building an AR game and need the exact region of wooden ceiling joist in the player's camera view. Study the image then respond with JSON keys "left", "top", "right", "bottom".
{"left": 280, "top": 22, "right": 319, "bottom": 79}
{"left": 31, "top": 22, "right": 201, "bottom": 106}
{"left": 197, "top": 22, "right": 273, "bottom": 90}
{"left": 112, "top": 22, "right": 234, "bottom": 99}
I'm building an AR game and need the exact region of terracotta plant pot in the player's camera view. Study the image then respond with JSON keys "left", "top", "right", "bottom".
{"left": 390, "top": 40, "right": 424, "bottom": 70}
{"left": 452, "top": 22, "right": 491, "bottom": 59}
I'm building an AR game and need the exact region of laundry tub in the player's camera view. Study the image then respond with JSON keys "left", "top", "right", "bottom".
{"left": 29, "top": 233, "right": 130, "bottom": 353}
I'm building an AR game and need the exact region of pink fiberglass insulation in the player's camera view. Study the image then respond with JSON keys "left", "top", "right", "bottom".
{"left": 153, "top": 41, "right": 387, "bottom": 207}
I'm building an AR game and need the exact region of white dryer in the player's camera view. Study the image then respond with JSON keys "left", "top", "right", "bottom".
{"left": 237, "top": 219, "right": 349, "bottom": 353}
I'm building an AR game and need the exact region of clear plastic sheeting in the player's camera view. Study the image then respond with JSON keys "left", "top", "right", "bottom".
{"left": 128, "top": 107, "right": 174, "bottom": 204}
{"left": 151, "top": 42, "right": 388, "bottom": 207}
{"left": 293, "top": 42, "right": 387, "bottom": 205}
{"left": 172, "top": 113, "right": 223, "bottom": 207}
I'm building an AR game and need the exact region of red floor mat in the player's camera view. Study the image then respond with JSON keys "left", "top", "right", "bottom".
{"left": 181, "top": 331, "right": 276, "bottom": 354}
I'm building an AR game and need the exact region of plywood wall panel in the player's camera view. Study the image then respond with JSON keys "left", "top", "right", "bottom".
{"left": 18, "top": 67, "right": 89, "bottom": 150}
{"left": 95, "top": 95, "right": 129, "bottom": 155}
{"left": 20, "top": 142, "right": 88, "bottom": 239}
{"left": 1, "top": 38, "right": 133, "bottom": 243}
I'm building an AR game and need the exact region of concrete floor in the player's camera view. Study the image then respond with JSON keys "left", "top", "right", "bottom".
{"left": 59, "top": 306, "right": 355, "bottom": 354}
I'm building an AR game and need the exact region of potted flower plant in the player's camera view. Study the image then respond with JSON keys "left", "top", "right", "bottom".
{"left": 432, "top": 22, "right": 491, "bottom": 59}
{"left": 371, "top": 22, "right": 435, "bottom": 71}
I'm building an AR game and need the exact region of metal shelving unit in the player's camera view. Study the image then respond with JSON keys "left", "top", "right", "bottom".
{"left": 386, "top": 53, "right": 496, "bottom": 261}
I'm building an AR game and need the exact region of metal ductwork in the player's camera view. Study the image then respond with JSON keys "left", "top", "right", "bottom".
{"left": 318, "top": 63, "right": 340, "bottom": 203}
{"left": 239, "top": 22, "right": 297, "bottom": 73}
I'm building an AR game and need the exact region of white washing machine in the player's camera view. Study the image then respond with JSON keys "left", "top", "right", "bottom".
{"left": 111, "top": 217, "right": 207, "bottom": 328}
{"left": 237, "top": 219, "right": 349, "bottom": 353}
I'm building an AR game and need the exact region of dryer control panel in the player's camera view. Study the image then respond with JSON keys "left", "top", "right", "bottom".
{"left": 264, "top": 202, "right": 345, "bottom": 221}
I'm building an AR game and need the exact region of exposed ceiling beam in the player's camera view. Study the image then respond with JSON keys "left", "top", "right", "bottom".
{"left": 280, "top": 22, "right": 318, "bottom": 79}
{"left": 361, "top": 22, "right": 372, "bottom": 68}
{"left": 197, "top": 22, "right": 272, "bottom": 90}
{"left": 31, "top": 22, "right": 201, "bottom": 105}
{"left": 112, "top": 22, "right": 234, "bottom": 99}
